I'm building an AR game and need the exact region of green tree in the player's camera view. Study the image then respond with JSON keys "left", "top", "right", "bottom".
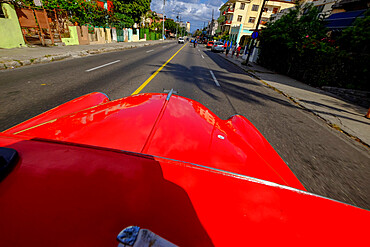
{"left": 193, "top": 29, "right": 202, "bottom": 37}
{"left": 259, "top": 3, "right": 326, "bottom": 75}
{"left": 112, "top": 0, "right": 151, "bottom": 23}
{"left": 14, "top": 0, "right": 151, "bottom": 28}
{"left": 150, "top": 21, "right": 163, "bottom": 32}
{"left": 164, "top": 19, "right": 177, "bottom": 33}
{"left": 258, "top": 3, "right": 369, "bottom": 90}
{"left": 335, "top": 10, "right": 370, "bottom": 90}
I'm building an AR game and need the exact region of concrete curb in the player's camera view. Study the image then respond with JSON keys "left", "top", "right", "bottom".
{"left": 218, "top": 54, "right": 370, "bottom": 148}
{"left": 0, "top": 41, "right": 172, "bottom": 70}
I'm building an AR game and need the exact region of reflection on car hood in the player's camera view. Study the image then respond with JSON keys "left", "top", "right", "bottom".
{"left": 5, "top": 93, "right": 305, "bottom": 189}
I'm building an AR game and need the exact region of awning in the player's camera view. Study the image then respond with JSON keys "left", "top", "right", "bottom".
{"left": 325, "top": 10, "right": 366, "bottom": 30}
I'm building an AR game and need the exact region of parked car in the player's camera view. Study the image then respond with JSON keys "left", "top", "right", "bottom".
{"left": 206, "top": 41, "right": 214, "bottom": 48}
{"left": 211, "top": 41, "right": 225, "bottom": 52}
{"left": 0, "top": 92, "right": 368, "bottom": 246}
{"left": 178, "top": 37, "right": 184, "bottom": 44}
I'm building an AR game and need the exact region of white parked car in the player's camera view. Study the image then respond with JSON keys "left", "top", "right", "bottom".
{"left": 178, "top": 37, "right": 185, "bottom": 44}
{"left": 211, "top": 41, "right": 225, "bottom": 52}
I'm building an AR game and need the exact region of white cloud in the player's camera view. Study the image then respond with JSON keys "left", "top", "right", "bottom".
{"left": 151, "top": 0, "right": 225, "bottom": 32}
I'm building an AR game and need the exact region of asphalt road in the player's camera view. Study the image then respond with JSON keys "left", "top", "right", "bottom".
{"left": 1, "top": 41, "right": 369, "bottom": 209}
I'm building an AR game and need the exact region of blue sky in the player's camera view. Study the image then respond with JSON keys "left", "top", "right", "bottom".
{"left": 150, "top": 0, "right": 225, "bottom": 32}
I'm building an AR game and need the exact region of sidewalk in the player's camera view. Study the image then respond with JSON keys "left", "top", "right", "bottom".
{"left": 220, "top": 53, "right": 370, "bottom": 147}
{"left": 0, "top": 40, "right": 173, "bottom": 70}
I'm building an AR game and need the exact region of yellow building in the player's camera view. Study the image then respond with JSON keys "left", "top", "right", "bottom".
{"left": 218, "top": 0, "right": 295, "bottom": 45}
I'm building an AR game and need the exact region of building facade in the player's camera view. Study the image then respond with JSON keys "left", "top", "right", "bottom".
{"left": 218, "top": 0, "right": 295, "bottom": 46}
{"left": 270, "top": 0, "right": 342, "bottom": 22}
{"left": 186, "top": 22, "right": 191, "bottom": 33}
{"left": 207, "top": 19, "right": 218, "bottom": 36}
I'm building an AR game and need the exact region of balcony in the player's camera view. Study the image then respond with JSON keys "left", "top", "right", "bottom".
{"left": 227, "top": 8, "right": 234, "bottom": 13}
{"left": 224, "top": 20, "right": 232, "bottom": 25}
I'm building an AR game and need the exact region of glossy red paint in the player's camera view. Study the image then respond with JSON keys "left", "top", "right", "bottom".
{"left": 5, "top": 93, "right": 304, "bottom": 190}
{"left": 4, "top": 92, "right": 110, "bottom": 135}
{"left": 0, "top": 136, "right": 368, "bottom": 246}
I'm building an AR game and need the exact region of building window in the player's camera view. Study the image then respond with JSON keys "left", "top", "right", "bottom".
{"left": 316, "top": 5, "right": 324, "bottom": 13}
{"left": 263, "top": 8, "right": 268, "bottom": 12}
{"left": 248, "top": 17, "right": 255, "bottom": 23}
{"left": 273, "top": 7, "right": 279, "bottom": 14}
{"left": 252, "top": 5, "right": 259, "bottom": 11}
{"left": 237, "top": 15, "right": 242, "bottom": 22}
{"left": 240, "top": 3, "right": 245, "bottom": 10}
{"left": 0, "top": 4, "right": 6, "bottom": 18}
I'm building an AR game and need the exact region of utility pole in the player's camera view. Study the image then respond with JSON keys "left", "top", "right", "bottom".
{"left": 176, "top": 14, "right": 179, "bottom": 39}
{"left": 162, "top": 0, "right": 166, "bottom": 41}
{"left": 244, "top": 0, "right": 267, "bottom": 65}
{"left": 179, "top": 16, "right": 182, "bottom": 37}
{"left": 211, "top": 9, "right": 214, "bottom": 36}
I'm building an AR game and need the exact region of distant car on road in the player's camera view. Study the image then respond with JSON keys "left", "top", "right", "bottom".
{"left": 178, "top": 37, "right": 184, "bottom": 44}
{"left": 206, "top": 41, "right": 214, "bottom": 48}
{"left": 211, "top": 41, "right": 224, "bottom": 52}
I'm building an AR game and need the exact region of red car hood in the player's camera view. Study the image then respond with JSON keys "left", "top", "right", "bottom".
{"left": 0, "top": 136, "right": 368, "bottom": 246}
{"left": 4, "top": 93, "right": 304, "bottom": 190}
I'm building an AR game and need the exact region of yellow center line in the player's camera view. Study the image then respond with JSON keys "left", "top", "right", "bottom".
{"left": 131, "top": 42, "right": 188, "bottom": 95}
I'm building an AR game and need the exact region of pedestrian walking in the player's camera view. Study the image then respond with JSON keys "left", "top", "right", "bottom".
{"left": 225, "top": 45, "right": 230, "bottom": 57}
{"left": 236, "top": 45, "right": 242, "bottom": 58}
{"left": 231, "top": 45, "right": 236, "bottom": 58}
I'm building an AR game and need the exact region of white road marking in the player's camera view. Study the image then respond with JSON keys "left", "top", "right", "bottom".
{"left": 201, "top": 54, "right": 205, "bottom": 59}
{"left": 86, "top": 60, "right": 120, "bottom": 72}
{"left": 210, "top": 70, "right": 220, "bottom": 87}
{"left": 146, "top": 49, "right": 154, "bottom": 53}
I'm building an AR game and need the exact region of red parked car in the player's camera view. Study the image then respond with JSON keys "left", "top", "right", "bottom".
{"left": 206, "top": 41, "right": 214, "bottom": 48}
{"left": 0, "top": 92, "right": 368, "bottom": 246}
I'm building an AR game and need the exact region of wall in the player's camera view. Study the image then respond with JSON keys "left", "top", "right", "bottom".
{"left": 61, "top": 26, "right": 80, "bottom": 45}
{"left": 111, "top": 27, "right": 117, "bottom": 42}
{"left": 127, "top": 28, "right": 133, "bottom": 42}
{"left": 89, "top": 28, "right": 105, "bottom": 44}
{"left": 0, "top": 3, "right": 26, "bottom": 49}
{"left": 105, "top": 28, "right": 112, "bottom": 43}
{"left": 77, "top": 26, "right": 90, "bottom": 45}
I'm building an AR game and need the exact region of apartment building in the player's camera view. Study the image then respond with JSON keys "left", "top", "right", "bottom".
{"left": 270, "top": 0, "right": 341, "bottom": 22}
{"left": 186, "top": 22, "right": 191, "bottom": 33}
{"left": 218, "top": 0, "right": 295, "bottom": 46}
